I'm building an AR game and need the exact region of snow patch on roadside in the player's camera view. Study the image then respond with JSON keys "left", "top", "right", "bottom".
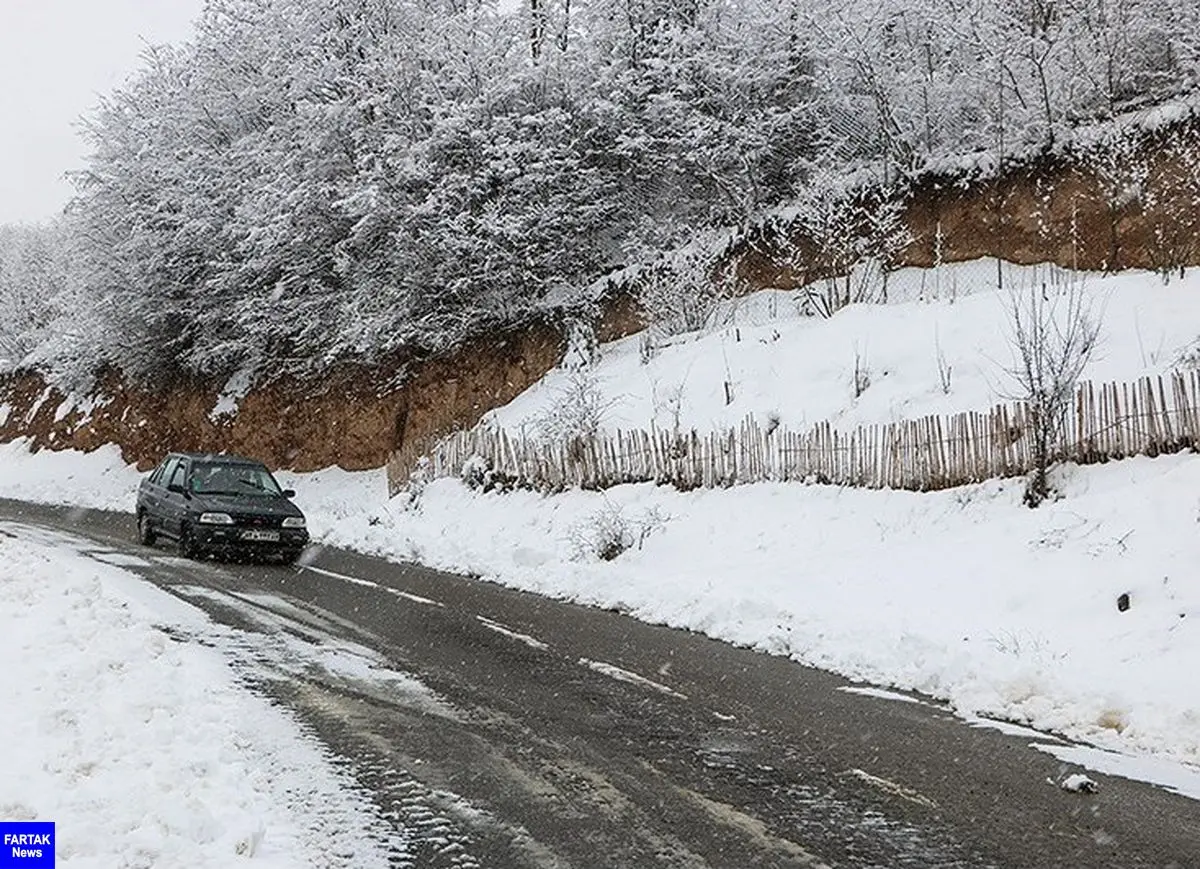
{"left": 169, "top": 582, "right": 460, "bottom": 721}
{"left": 0, "top": 531, "right": 404, "bottom": 867}
{"left": 1034, "top": 742, "right": 1200, "bottom": 801}
{"left": 839, "top": 686, "right": 929, "bottom": 706}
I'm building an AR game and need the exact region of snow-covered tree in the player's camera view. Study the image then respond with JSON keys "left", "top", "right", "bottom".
{"left": 0, "top": 0, "right": 1193, "bottom": 384}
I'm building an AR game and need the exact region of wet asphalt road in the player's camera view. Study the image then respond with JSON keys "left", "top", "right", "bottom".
{"left": 2, "top": 497, "right": 1198, "bottom": 869}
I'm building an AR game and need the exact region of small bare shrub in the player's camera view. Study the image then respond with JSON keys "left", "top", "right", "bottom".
{"left": 636, "top": 231, "right": 736, "bottom": 340}
{"left": 935, "top": 333, "right": 953, "bottom": 394}
{"left": 784, "top": 174, "right": 912, "bottom": 318}
{"left": 460, "top": 454, "right": 518, "bottom": 494}
{"left": 535, "top": 368, "right": 614, "bottom": 445}
{"left": 567, "top": 502, "right": 668, "bottom": 562}
{"left": 986, "top": 629, "right": 1061, "bottom": 662}
{"left": 853, "top": 349, "right": 871, "bottom": 398}
{"left": 639, "top": 332, "right": 658, "bottom": 365}
{"left": 1002, "top": 279, "right": 1102, "bottom": 507}
{"left": 1174, "top": 336, "right": 1200, "bottom": 370}
{"left": 403, "top": 455, "right": 433, "bottom": 510}
{"left": 461, "top": 454, "right": 489, "bottom": 490}
{"left": 652, "top": 379, "right": 686, "bottom": 438}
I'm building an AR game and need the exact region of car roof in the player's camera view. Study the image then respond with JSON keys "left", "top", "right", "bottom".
{"left": 167, "top": 452, "right": 264, "bottom": 466}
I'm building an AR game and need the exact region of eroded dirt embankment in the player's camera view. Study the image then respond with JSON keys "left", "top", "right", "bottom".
{"left": 736, "top": 126, "right": 1200, "bottom": 288}
{"left": 0, "top": 322, "right": 564, "bottom": 473}
{"left": 3, "top": 126, "right": 1199, "bottom": 478}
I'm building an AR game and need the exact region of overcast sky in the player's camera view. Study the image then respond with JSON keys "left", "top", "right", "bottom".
{"left": 0, "top": 0, "right": 203, "bottom": 225}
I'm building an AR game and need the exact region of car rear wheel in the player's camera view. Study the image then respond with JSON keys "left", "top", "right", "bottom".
{"left": 137, "top": 512, "right": 157, "bottom": 546}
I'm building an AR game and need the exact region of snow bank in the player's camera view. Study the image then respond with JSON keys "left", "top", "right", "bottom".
{"left": 0, "top": 439, "right": 141, "bottom": 512}
{"left": 0, "top": 528, "right": 399, "bottom": 868}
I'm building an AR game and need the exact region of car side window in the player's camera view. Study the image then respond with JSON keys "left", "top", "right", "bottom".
{"left": 168, "top": 461, "right": 187, "bottom": 491}
{"left": 149, "top": 458, "right": 170, "bottom": 485}
{"left": 156, "top": 457, "right": 179, "bottom": 487}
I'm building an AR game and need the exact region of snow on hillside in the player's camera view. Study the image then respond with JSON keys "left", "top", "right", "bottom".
{"left": 2, "top": 260, "right": 1200, "bottom": 777}
{"left": 486, "top": 260, "right": 1200, "bottom": 437}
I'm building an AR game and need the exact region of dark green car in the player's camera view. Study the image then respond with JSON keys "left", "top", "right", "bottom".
{"left": 136, "top": 452, "right": 308, "bottom": 563}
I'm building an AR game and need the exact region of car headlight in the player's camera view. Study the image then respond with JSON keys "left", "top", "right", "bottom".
{"left": 198, "top": 512, "right": 234, "bottom": 525}
{"left": 281, "top": 516, "right": 306, "bottom": 529}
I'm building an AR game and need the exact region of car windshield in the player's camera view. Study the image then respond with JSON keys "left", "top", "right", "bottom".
{"left": 190, "top": 462, "right": 284, "bottom": 497}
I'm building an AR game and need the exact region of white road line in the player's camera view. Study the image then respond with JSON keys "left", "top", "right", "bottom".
{"left": 390, "top": 589, "right": 444, "bottom": 607}
{"left": 847, "top": 768, "right": 938, "bottom": 809}
{"left": 476, "top": 616, "right": 550, "bottom": 650}
{"left": 579, "top": 658, "right": 688, "bottom": 700}
{"left": 303, "top": 565, "right": 445, "bottom": 607}
{"left": 304, "top": 564, "right": 376, "bottom": 587}
{"left": 838, "top": 686, "right": 927, "bottom": 706}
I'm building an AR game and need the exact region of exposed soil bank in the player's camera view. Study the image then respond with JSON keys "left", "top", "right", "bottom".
{"left": 736, "top": 126, "right": 1200, "bottom": 290}
{"left": 0, "top": 323, "right": 563, "bottom": 474}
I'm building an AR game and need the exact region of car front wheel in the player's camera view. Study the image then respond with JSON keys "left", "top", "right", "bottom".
{"left": 137, "top": 512, "right": 157, "bottom": 546}
{"left": 179, "top": 524, "right": 199, "bottom": 559}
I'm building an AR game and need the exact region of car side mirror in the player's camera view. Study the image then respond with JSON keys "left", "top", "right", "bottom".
{"left": 167, "top": 483, "right": 186, "bottom": 495}
{"left": 282, "top": 489, "right": 296, "bottom": 499}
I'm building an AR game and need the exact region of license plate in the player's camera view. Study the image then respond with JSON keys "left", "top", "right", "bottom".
{"left": 241, "top": 529, "right": 280, "bottom": 542}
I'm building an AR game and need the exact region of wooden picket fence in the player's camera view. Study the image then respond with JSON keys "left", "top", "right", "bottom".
{"left": 387, "top": 371, "right": 1200, "bottom": 495}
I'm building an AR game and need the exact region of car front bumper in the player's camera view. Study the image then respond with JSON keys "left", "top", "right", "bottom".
{"left": 191, "top": 524, "right": 309, "bottom": 553}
